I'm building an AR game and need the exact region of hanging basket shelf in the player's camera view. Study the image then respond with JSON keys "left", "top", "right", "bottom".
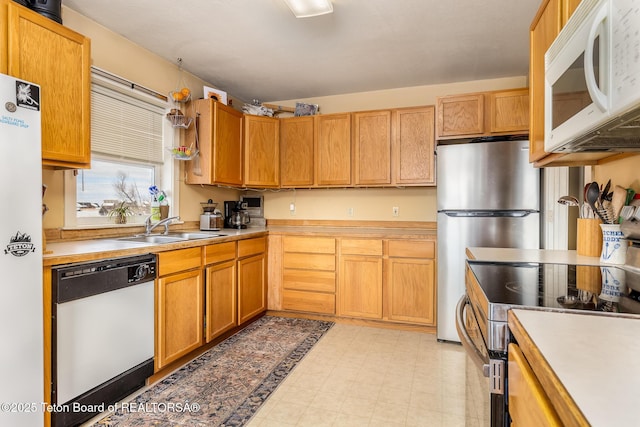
{"left": 168, "top": 146, "right": 198, "bottom": 160}
{"left": 166, "top": 113, "right": 193, "bottom": 128}
{"left": 169, "top": 90, "right": 192, "bottom": 104}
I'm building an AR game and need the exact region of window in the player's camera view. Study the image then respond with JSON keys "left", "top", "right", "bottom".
{"left": 65, "top": 70, "right": 177, "bottom": 227}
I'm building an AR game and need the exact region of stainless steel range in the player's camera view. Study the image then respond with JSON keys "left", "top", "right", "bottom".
{"left": 457, "top": 248, "right": 640, "bottom": 427}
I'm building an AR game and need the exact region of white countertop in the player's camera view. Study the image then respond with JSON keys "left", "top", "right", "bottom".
{"left": 511, "top": 309, "right": 640, "bottom": 427}
{"left": 467, "top": 247, "right": 603, "bottom": 266}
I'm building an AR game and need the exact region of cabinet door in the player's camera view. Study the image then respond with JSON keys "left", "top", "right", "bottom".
{"left": 7, "top": 3, "right": 91, "bottom": 168}
{"left": 238, "top": 253, "right": 267, "bottom": 324}
{"left": 214, "top": 102, "right": 244, "bottom": 186}
{"left": 315, "top": 113, "right": 352, "bottom": 186}
{"left": 436, "top": 94, "right": 484, "bottom": 138}
{"left": 205, "top": 260, "right": 237, "bottom": 342}
{"left": 338, "top": 255, "right": 383, "bottom": 319}
{"left": 385, "top": 257, "right": 435, "bottom": 325}
{"left": 156, "top": 269, "right": 204, "bottom": 370}
{"left": 185, "top": 100, "right": 243, "bottom": 185}
{"left": 280, "top": 116, "right": 314, "bottom": 187}
{"left": 529, "top": 0, "right": 563, "bottom": 162}
{"left": 392, "top": 106, "right": 435, "bottom": 186}
{"left": 244, "top": 115, "right": 279, "bottom": 187}
{"left": 488, "top": 89, "right": 530, "bottom": 133}
{"left": 353, "top": 110, "right": 391, "bottom": 185}
{"left": 508, "top": 343, "right": 562, "bottom": 426}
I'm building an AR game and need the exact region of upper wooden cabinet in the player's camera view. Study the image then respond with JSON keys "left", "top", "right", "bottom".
{"left": 280, "top": 116, "right": 314, "bottom": 187}
{"left": 185, "top": 99, "right": 243, "bottom": 186}
{"left": 436, "top": 88, "right": 529, "bottom": 140}
{"left": 315, "top": 113, "right": 352, "bottom": 186}
{"left": 489, "top": 90, "right": 530, "bottom": 133}
{"left": 393, "top": 106, "right": 436, "bottom": 186}
{"left": 1, "top": 0, "right": 91, "bottom": 169}
{"left": 437, "top": 93, "right": 485, "bottom": 138}
{"left": 353, "top": 110, "right": 392, "bottom": 186}
{"left": 528, "top": 0, "right": 621, "bottom": 166}
{"left": 244, "top": 115, "right": 279, "bottom": 187}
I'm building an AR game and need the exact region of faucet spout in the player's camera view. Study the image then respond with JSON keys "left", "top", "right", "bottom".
{"left": 145, "top": 216, "right": 180, "bottom": 235}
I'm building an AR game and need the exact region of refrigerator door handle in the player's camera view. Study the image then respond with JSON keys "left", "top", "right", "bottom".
{"left": 440, "top": 210, "right": 537, "bottom": 218}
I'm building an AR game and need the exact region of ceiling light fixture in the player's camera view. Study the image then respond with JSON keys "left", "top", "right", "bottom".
{"left": 283, "top": 0, "right": 333, "bottom": 18}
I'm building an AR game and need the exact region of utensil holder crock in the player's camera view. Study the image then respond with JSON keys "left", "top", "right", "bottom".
{"left": 577, "top": 218, "right": 602, "bottom": 257}
{"left": 599, "top": 224, "right": 627, "bottom": 265}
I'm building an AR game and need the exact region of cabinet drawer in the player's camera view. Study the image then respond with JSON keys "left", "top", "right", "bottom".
{"left": 238, "top": 237, "right": 266, "bottom": 258}
{"left": 386, "top": 240, "right": 435, "bottom": 258}
{"left": 283, "top": 253, "right": 335, "bottom": 271}
{"left": 283, "top": 269, "right": 336, "bottom": 293}
{"left": 204, "top": 241, "right": 236, "bottom": 265}
{"left": 340, "top": 239, "right": 383, "bottom": 256}
{"left": 283, "top": 236, "right": 335, "bottom": 254}
{"left": 157, "top": 247, "right": 202, "bottom": 277}
{"left": 283, "top": 289, "right": 335, "bottom": 314}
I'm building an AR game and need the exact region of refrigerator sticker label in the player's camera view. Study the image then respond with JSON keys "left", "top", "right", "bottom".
{"left": 4, "top": 231, "right": 36, "bottom": 257}
{"left": 15, "top": 81, "right": 40, "bottom": 111}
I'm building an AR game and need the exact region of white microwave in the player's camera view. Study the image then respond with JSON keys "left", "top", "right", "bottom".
{"left": 545, "top": 0, "right": 640, "bottom": 153}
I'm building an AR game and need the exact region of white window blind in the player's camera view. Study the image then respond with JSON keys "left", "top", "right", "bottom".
{"left": 91, "top": 84, "right": 165, "bottom": 164}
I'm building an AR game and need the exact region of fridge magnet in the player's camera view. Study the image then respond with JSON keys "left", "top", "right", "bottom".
{"left": 5, "top": 231, "right": 35, "bottom": 257}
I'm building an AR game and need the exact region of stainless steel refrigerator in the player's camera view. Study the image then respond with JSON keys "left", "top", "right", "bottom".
{"left": 436, "top": 139, "right": 540, "bottom": 342}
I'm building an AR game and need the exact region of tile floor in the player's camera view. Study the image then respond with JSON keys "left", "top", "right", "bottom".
{"left": 247, "top": 323, "right": 490, "bottom": 427}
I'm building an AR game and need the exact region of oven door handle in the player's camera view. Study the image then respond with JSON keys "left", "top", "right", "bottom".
{"left": 455, "top": 294, "right": 490, "bottom": 377}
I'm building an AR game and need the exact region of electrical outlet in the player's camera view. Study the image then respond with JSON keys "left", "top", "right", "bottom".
{"left": 392, "top": 206, "right": 399, "bottom": 217}
{"left": 289, "top": 203, "right": 296, "bottom": 215}
{"left": 348, "top": 207, "right": 354, "bottom": 217}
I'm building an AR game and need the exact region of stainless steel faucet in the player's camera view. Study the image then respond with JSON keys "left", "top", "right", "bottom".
{"left": 144, "top": 215, "right": 180, "bottom": 235}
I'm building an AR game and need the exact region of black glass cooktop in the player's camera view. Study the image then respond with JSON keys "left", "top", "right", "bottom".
{"left": 467, "top": 261, "right": 640, "bottom": 315}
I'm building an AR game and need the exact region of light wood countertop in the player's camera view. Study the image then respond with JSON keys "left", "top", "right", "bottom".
{"left": 509, "top": 309, "right": 640, "bottom": 427}
{"left": 43, "top": 228, "right": 268, "bottom": 266}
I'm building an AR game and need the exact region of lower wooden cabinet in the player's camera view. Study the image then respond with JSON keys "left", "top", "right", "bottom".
{"left": 205, "top": 260, "right": 237, "bottom": 341}
{"left": 384, "top": 240, "right": 436, "bottom": 325}
{"left": 156, "top": 268, "right": 204, "bottom": 370}
{"left": 337, "top": 239, "right": 383, "bottom": 319}
{"left": 204, "top": 242, "right": 238, "bottom": 342}
{"left": 508, "top": 343, "right": 562, "bottom": 426}
{"left": 237, "top": 237, "right": 268, "bottom": 324}
{"left": 282, "top": 236, "right": 336, "bottom": 314}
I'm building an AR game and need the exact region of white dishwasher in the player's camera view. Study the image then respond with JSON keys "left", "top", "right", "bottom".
{"left": 51, "top": 254, "right": 156, "bottom": 427}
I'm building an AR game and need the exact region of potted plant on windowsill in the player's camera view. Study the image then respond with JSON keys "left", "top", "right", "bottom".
{"left": 108, "top": 201, "right": 133, "bottom": 224}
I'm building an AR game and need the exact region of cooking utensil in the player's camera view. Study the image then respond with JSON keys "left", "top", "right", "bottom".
{"left": 600, "top": 179, "right": 611, "bottom": 204}
{"left": 557, "top": 195, "right": 579, "bottom": 206}
{"left": 587, "top": 182, "right": 609, "bottom": 223}
{"left": 626, "top": 188, "right": 636, "bottom": 206}
{"left": 192, "top": 112, "right": 202, "bottom": 176}
{"left": 557, "top": 196, "right": 581, "bottom": 217}
{"left": 620, "top": 205, "right": 636, "bottom": 221}
{"left": 611, "top": 185, "right": 627, "bottom": 223}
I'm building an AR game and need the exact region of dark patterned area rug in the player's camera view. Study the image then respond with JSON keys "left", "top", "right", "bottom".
{"left": 94, "top": 316, "right": 333, "bottom": 427}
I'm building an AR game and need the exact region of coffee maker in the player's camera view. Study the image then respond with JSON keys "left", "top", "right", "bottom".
{"left": 224, "top": 201, "right": 250, "bottom": 229}
{"left": 200, "top": 199, "right": 223, "bottom": 231}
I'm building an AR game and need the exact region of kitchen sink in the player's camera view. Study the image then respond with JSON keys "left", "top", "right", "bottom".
{"left": 165, "top": 232, "right": 226, "bottom": 239}
{"left": 117, "top": 235, "right": 187, "bottom": 244}
{"left": 117, "top": 232, "right": 226, "bottom": 244}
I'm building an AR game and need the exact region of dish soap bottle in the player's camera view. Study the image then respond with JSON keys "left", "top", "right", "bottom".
{"left": 151, "top": 200, "right": 161, "bottom": 221}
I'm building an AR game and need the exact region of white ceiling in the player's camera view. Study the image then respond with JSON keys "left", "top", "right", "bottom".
{"left": 63, "top": 0, "right": 540, "bottom": 103}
